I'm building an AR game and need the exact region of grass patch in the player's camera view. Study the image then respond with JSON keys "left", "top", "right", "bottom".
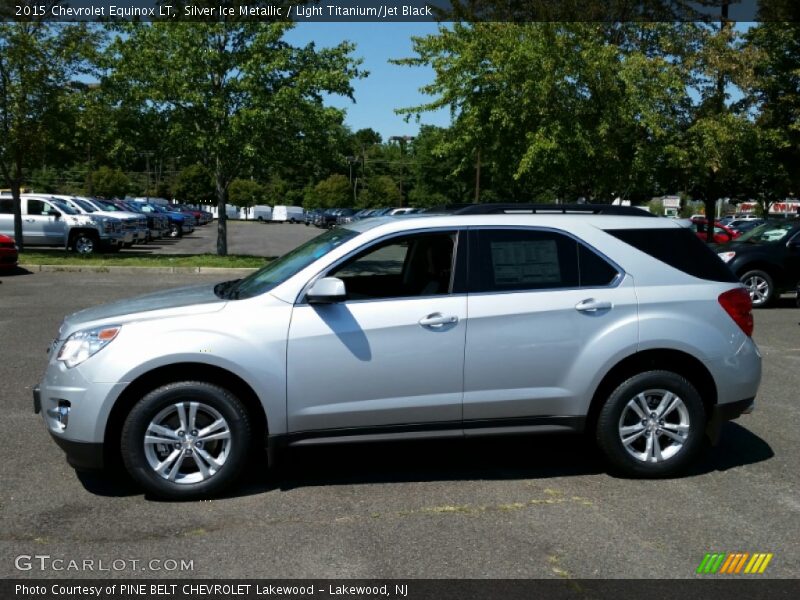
{"left": 19, "top": 251, "right": 270, "bottom": 269}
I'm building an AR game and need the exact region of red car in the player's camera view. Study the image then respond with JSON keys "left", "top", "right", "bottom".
{"left": 690, "top": 218, "right": 741, "bottom": 244}
{"left": 0, "top": 234, "right": 18, "bottom": 270}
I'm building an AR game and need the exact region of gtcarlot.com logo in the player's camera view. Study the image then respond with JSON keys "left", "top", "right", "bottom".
{"left": 14, "top": 554, "right": 194, "bottom": 572}
{"left": 697, "top": 552, "right": 774, "bottom": 574}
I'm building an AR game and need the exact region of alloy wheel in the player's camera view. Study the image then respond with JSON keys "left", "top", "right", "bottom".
{"left": 618, "top": 389, "right": 690, "bottom": 464}
{"left": 143, "top": 401, "right": 232, "bottom": 484}
{"left": 743, "top": 274, "right": 770, "bottom": 306}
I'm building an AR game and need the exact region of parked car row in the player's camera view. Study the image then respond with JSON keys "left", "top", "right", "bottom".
{"left": 306, "top": 207, "right": 421, "bottom": 228}
{"left": 0, "top": 193, "right": 212, "bottom": 255}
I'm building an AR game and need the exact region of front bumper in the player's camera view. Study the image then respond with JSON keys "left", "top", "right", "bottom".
{"left": 50, "top": 434, "right": 104, "bottom": 470}
{"left": 34, "top": 384, "right": 104, "bottom": 470}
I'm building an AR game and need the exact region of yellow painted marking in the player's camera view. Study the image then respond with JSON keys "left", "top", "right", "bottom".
{"left": 758, "top": 554, "right": 773, "bottom": 573}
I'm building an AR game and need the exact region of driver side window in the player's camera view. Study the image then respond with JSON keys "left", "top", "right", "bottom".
{"left": 330, "top": 232, "right": 456, "bottom": 301}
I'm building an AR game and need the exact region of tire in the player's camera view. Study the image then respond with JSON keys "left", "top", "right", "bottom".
{"left": 168, "top": 224, "right": 181, "bottom": 238}
{"left": 71, "top": 232, "right": 97, "bottom": 255}
{"left": 120, "top": 381, "right": 252, "bottom": 499}
{"left": 740, "top": 269, "right": 775, "bottom": 307}
{"left": 596, "top": 370, "right": 706, "bottom": 478}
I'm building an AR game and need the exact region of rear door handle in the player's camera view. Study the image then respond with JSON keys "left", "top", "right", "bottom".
{"left": 575, "top": 298, "right": 612, "bottom": 312}
{"left": 419, "top": 313, "right": 458, "bottom": 328}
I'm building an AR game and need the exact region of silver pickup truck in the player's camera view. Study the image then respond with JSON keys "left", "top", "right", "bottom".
{"left": 0, "top": 194, "right": 125, "bottom": 254}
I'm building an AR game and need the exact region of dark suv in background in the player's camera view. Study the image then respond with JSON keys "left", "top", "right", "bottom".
{"left": 716, "top": 219, "right": 800, "bottom": 307}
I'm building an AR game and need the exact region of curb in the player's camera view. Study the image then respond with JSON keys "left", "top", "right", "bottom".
{"left": 19, "top": 264, "right": 259, "bottom": 276}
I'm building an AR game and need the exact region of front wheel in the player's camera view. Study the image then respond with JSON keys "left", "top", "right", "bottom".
{"left": 740, "top": 269, "right": 775, "bottom": 307}
{"left": 71, "top": 232, "right": 97, "bottom": 255}
{"left": 121, "top": 382, "right": 252, "bottom": 499}
{"left": 168, "top": 224, "right": 182, "bottom": 238}
{"left": 596, "top": 371, "right": 706, "bottom": 477}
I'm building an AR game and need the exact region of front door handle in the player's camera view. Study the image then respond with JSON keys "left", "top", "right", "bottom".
{"left": 575, "top": 298, "right": 612, "bottom": 312}
{"left": 419, "top": 313, "right": 458, "bottom": 328}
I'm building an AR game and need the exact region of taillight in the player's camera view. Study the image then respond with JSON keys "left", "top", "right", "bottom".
{"left": 718, "top": 288, "right": 754, "bottom": 337}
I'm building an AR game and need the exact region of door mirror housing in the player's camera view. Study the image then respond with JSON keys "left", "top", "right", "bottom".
{"left": 307, "top": 277, "right": 346, "bottom": 304}
{"left": 50, "top": 210, "right": 61, "bottom": 219}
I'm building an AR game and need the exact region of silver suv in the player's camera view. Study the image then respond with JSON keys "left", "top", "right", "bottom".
{"left": 34, "top": 205, "right": 761, "bottom": 499}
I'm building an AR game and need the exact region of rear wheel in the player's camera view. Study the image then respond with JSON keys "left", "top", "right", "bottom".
{"left": 121, "top": 381, "right": 252, "bottom": 499}
{"left": 596, "top": 370, "right": 706, "bottom": 477}
{"left": 740, "top": 269, "right": 775, "bottom": 307}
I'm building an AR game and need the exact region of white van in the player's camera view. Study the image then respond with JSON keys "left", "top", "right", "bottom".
{"left": 248, "top": 205, "right": 273, "bottom": 221}
{"left": 272, "top": 205, "right": 304, "bottom": 223}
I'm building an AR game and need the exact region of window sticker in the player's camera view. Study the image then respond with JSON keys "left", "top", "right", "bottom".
{"left": 490, "top": 239, "right": 561, "bottom": 285}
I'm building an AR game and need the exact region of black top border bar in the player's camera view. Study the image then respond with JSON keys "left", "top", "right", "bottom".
{"left": 3, "top": 1, "right": 799, "bottom": 23}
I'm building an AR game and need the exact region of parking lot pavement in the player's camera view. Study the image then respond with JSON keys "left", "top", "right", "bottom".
{"left": 1, "top": 270, "right": 798, "bottom": 579}
{"left": 127, "top": 220, "right": 321, "bottom": 257}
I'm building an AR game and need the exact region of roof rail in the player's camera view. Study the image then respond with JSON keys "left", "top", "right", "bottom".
{"left": 451, "top": 203, "right": 656, "bottom": 217}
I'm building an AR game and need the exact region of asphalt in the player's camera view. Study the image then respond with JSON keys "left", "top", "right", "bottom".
{"left": 127, "top": 220, "right": 321, "bottom": 258}
{"left": 0, "top": 271, "right": 798, "bottom": 579}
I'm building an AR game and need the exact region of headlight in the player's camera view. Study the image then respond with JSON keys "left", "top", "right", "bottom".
{"left": 57, "top": 325, "right": 121, "bottom": 368}
{"left": 718, "top": 251, "right": 736, "bottom": 263}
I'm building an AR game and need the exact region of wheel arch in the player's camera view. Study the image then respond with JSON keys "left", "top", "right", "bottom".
{"left": 736, "top": 260, "right": 785, "bottom": 285}
{"left": 586, "top": 349, "right": 717, "bottom": 436}
{"left": 104, "top": 362, "right": 267, "bottom": 466}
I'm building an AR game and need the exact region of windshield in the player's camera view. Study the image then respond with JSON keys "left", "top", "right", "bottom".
{"left": 223, "top": 227, "right": 360, "bottom": 300}
{"left": 93, "top": 199, "right": 121, "bottom": 211}
{"left": 49, "top": 198, "right": 79, "bottom": 215}
{"left": 735, "top": 221, "right": 796, "bottom": 243}
{"left": 74, "top": 198, "right": 98, "bottom": 212}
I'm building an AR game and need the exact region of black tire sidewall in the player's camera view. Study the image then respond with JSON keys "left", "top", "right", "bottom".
{"left": 121, "top": 382, "right": 251, "bottom": 499}
{"left": 596, "top": 370, "right": 706, "bottom": 477}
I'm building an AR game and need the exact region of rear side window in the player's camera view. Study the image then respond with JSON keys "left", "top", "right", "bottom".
{"left": 469, "top": 229, "right": 621, "bottom": 293}
{"left": 606, "top": 228, "right": 737, "bottom": 283}
{"left": 0, "top": 199, "right": 12, "bottom": 214}
{"left": 470, "top": 229, "right": 578, "bottom": 293}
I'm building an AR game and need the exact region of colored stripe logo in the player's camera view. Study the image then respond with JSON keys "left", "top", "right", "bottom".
{"left": 697, "top": 552, "right": 773, "bottom": 574}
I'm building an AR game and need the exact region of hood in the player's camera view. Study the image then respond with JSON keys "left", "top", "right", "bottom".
{"left": 63, "top": 283, "right": 226, "bottom": 334}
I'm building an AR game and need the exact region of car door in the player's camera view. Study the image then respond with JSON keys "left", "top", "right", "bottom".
{"left": 22, "top": 198, "right": 64, "bottom": 246}
{"left": 286, "top": 230, "right": 467, "bottom": 434}
{"left": 463, "top": 227, "right": 638, "bottom": 427}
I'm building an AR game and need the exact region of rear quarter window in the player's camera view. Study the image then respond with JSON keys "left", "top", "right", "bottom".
{"left": 606, "top": 228, "right": 738, "bottom": 283}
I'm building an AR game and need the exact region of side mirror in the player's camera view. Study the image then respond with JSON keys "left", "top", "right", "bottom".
{"left": 307, "top": 277, "right": 346, "bottom": 304}
{"left": 51, "top": 210, "right": 61, "bottom": 219}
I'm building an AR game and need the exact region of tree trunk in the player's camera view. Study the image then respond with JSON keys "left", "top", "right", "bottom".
{"left": 215, "top": 165, "right": 227, "bottom": 256}
{"left": 704, "top": 198, "right": 716, "bottom": 243}
{"left": 11, "top": 180, "right": 23, "bottom": 253}
{"left": 474, "top": 148, "right": 481, "bottom": 204}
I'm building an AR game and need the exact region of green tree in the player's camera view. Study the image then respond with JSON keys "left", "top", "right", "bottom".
{"left": 173, "top": 163, "right": 215, "bottom": 204}
{"left": 105, "top": 19, "right": 362, "bottom": 254}
{"left": 358, "top": 175, "right": 402, "bottom": 208}
{"left": 91, "top": 166, "right": 131, "bottom": 198}
{"left": 228, "top": 178, "right": 265, "bottom": 216}
{"left": 744, "top": 22, "right": 800, "bottom": 200}
{"left": 310, "top": 174, "right": 352, "bottom": 208}
{"left": 395, "top": 23, "right": 691, "bottom": 204}
{"left": 0, "top": 17, "right": 99, "bottom": 250}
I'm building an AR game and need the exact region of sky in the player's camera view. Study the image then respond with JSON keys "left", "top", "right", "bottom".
{"left": 283, "top": 23, "right": 452, "bottom": 141}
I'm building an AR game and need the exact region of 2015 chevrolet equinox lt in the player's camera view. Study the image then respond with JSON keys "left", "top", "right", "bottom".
{"left": 34, "top": 205, "right": 761, "bottom": 499}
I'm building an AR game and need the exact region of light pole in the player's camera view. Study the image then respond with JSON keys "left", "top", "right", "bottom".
{"left": 389, "top": 135, "right": 415, "bottom": 207}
